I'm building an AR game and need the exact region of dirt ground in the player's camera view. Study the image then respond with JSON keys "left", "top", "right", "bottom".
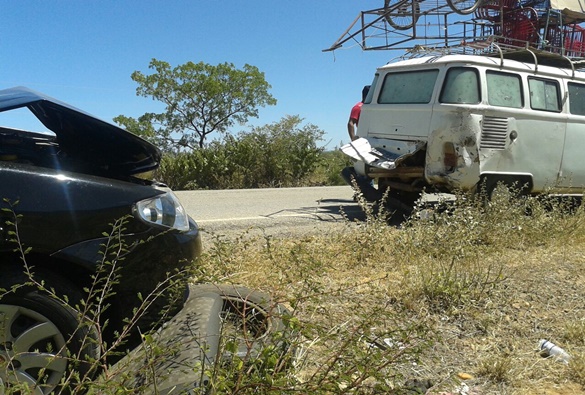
{"left": 199, "top": 208, "right": 585, "bottom": 394}
{"left": 384, "top": 244, "right": 585, "bottom": 394}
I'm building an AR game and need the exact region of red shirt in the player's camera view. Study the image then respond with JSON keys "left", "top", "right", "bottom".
{"left": 350, "top": 102, "right": 363, "bottom": 125}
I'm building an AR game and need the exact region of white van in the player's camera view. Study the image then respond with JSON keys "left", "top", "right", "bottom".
{"left": 341, "top": 52, "right": 585, "bottom": 209}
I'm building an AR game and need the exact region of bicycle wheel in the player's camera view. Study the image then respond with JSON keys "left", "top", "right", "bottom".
{"left": 384, "top": 0, "right": 420, "bottom": 30}
{"left": 446, "top": 0, "right": 482, "bottom": 14}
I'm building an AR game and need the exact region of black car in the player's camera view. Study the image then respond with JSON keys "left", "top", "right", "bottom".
{"left": 0, "top": 87, "right": 202, "bottom": 392}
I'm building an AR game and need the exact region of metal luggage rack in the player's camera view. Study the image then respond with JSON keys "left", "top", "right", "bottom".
{"left": 325, "top": 1, "right": 585, "bottom": 71}
{"left": 324, "top": 5, "right": 486, "bottom": 52}
{"left": 397, "top": 37, "right": 585, "bottom": 72}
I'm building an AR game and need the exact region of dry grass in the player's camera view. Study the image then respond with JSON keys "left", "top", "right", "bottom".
{"left": 196, "top": 193, "right": 585, "bottom": 394}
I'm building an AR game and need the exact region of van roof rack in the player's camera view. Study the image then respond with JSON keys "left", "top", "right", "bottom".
{"left": 325, "top": 4, "right": 585, "bottom": 73}
{"left": 396, "top": 37, "right": 585, "bottom": 73}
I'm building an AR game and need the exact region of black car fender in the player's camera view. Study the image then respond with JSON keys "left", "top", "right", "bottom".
{"left": 0, "top": 162, "right": 163, "bottom": 254}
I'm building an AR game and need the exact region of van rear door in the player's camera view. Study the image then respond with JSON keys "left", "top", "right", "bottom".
{"left": 359, "top": 69, "right": 439, "bottom": 141}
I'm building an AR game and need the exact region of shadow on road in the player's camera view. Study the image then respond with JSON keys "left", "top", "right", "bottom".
{"left": 270, "top": 198, "right": 407, "bottom": 227}
{"left": 315, "top": 198, "right": 366, "bottom": 222}
{"left": 315, "top": 198, "right": 410, "bottom": 227}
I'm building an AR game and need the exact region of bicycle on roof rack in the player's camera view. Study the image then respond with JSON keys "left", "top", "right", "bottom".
{"left": 384, "top": 0, "right": 483, "bottom": 30}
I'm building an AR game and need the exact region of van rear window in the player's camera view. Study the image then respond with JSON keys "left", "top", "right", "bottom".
{"left": 378, "top": 70, "right": 439, "bottom": 104}
{"left": 568, "top": 82, "right": 585, "bottom": 116}
{"left": 486, "top": 71, "right": 523, "bottom": 108}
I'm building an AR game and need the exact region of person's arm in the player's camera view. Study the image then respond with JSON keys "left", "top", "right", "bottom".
{"left": 347, "top": 117, "right": 358, "bottom": 141}
{"left": 347, "top": 102, "right": 362, "bottom": 142}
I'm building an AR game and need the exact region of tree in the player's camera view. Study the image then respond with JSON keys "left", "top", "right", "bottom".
{"left": 114, "top": 59, "right": 277, "bottom": 150}
{"left": 233, "top": 115, "right": 325, "bottom": 186}
{"left": 154, "top": 115, "right": 325, "bottom": 190}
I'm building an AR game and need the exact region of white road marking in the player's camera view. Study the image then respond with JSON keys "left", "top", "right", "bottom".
{"left": 196, "top": 213, "right": 316, "bottom": 223}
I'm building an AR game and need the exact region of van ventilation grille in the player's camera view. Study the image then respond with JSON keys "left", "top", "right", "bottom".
{"left": 480, "top": 116, "right": 508, "bottom": 150}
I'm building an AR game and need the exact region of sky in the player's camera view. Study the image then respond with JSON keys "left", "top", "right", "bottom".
{"left": 0, "top": 1, "right": 402, "bottom": 150}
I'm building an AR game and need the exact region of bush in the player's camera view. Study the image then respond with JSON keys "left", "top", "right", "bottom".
{"left": 154, "top": 115, "right": 333, "bottom": 190}
{"left": 309, "top": 149, "right": 353, "bottom": 186}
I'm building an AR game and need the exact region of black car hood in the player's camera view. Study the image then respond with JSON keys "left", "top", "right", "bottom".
{"left": 0, "top": 86, "right": 161, "bottom": 176}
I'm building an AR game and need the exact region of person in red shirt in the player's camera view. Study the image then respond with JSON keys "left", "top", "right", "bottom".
{"left": 341, "top": 86, "right": 381, "bottom": 202}
{"left": 347, "top": 100, "right": 363, "bottom": 141}
{"left": 347, "top": 85, "right": 370, "bottom": 141}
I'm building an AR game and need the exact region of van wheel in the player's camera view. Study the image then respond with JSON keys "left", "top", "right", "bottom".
{"left": 474, "top": 177, "right": 533, "bottom": 216}
{"left": 481, "top": 178, "right": 529, "bottom": 202}
{"left": 487, "top": 182, "right": 514, "bottom": 201}
{"left": 0, "top": 269, "right": 100, "bottom": 394}
{"left": 380, "top": 188, "right": 419, "bottom": 215}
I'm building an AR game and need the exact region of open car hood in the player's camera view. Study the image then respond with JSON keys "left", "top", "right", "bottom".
{"left": 0, "top": 86, "right": 160, "bottom": 176}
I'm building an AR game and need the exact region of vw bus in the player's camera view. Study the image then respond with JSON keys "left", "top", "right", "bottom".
{"left": 341, "top": 53, "right": 585, "bottom": 209}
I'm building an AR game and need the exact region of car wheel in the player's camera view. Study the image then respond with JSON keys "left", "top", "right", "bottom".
{"left": 0, "top": 269, "right": 100, "bottom": 394}
{"left": 188, "top": 284, "right": 292, "bottom": 360}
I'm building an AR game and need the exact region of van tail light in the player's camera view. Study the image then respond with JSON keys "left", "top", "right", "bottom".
{"left": 443, "top": 142, "right": 458, "bottom": 169}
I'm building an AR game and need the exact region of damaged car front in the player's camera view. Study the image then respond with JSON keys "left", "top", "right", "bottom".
{"left": 0, "top": 87, "right": 201, "bottom": 393}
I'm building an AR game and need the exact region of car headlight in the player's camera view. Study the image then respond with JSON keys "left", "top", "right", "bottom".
{"left": 136, "top": 189, "right": 190, "bottom": 231}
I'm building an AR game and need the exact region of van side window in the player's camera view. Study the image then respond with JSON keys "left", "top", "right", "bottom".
{"left": 568, "top": 82, "right": 585, "bottom": 115}
{"left": 440, "top": 67, "right": 480, "bottom": 104}
{"left": 486, "top": 71, "right": 523, "bottom": 108}
{"left": 378, "top": 70, "right": 439, "bottom": 104}
{"left": 529, "top": 78, "right": 561, "bottom": 112}
{"left": 364, "top": 74, "right": 379, "bottom": 104}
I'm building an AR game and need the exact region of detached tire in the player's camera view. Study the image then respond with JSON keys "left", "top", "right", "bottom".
{"left": 188, "top": 284, "right": 292, "bottom": 360}
{"left": 0, "top": 269, "right": 100, "bottom": 394}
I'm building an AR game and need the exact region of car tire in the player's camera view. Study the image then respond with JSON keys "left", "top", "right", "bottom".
{"left": 0, "top": 268, "right": 100, "bottom": 394}
{"left": 106, "top": 291, "right": 223, "bottom": 395}
{"left": 188, "top": 284, "right": 292, "bottom": 361}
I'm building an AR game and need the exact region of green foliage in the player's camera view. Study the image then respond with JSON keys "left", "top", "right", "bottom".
{"left": 114, "top": 59, "right": 277, "bottom": 150}
{"left": 111, "top": 115, "right": 158, "bottom": 144}
{"left": 155, "top": 115, "right": 327, "bottom": 189}
{"left": 231, "top": 115, "right": 325, "bottom": 187}
{"left": 312, "top": 149, "right": 353, "bottom": 186}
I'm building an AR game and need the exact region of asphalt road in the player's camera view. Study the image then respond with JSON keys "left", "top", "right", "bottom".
{"left": 175, "top": 186, "right": 365, "bottom": 241}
